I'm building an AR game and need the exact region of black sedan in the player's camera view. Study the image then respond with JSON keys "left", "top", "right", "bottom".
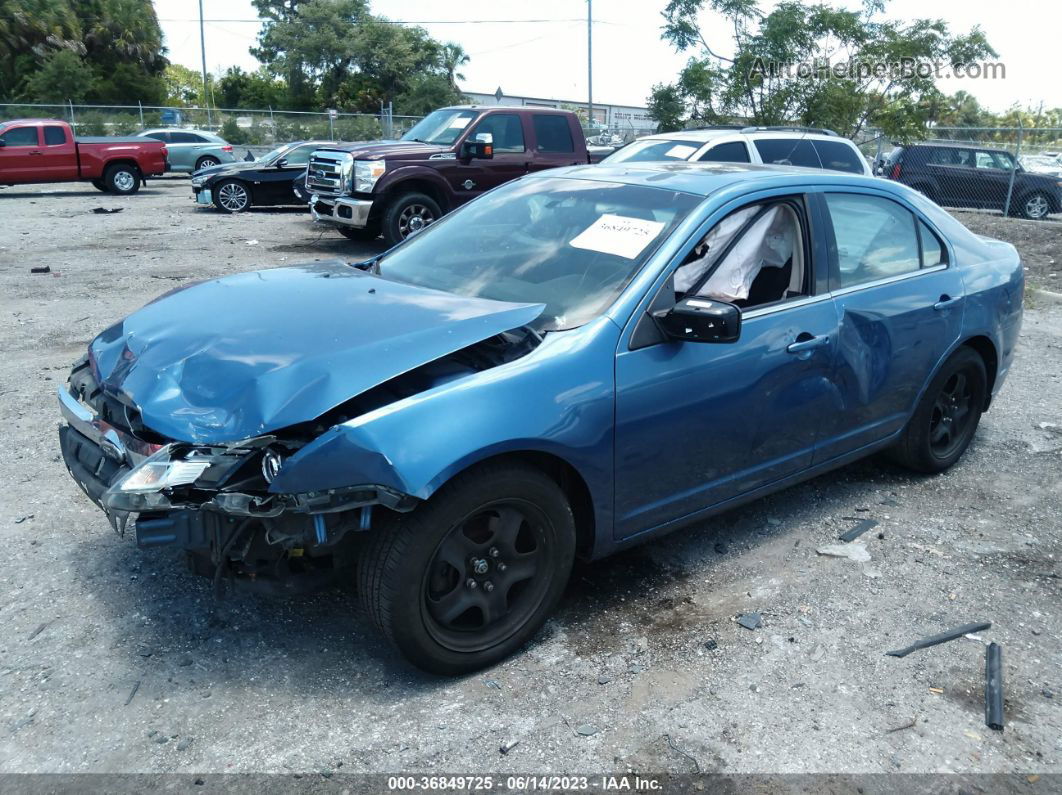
{"left": 190, "top": 141, "right": 328, "bottom": 213}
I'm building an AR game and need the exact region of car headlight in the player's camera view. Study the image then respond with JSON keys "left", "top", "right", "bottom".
{"left": 354, "top": 159, "right": 386, "bottom": 193}
{"left": 191, "top": 176, "right": 205, "bottom": 187}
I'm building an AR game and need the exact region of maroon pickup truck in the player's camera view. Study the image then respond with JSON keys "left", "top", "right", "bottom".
{"left": 0, "top": 119, "right": 167, "bottom": 194}
{"left": 308, "top": 105, "right": 601, "bottom": 245}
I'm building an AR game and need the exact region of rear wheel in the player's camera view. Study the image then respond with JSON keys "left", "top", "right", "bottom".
{"left": 103, "top": 163, "right": 140, "bottom": 195}
{"left": 889, "top": 347, "right": 986, "bottom": 473}
{"left": 1019, "top": 191, "right": 1051, "bottom": 220}
{"left": 357, "top": 463, "right": 576, "bottom": 675}
{"left": 382, "top": 192, "right": 442, "bottom": 247}
{"left": 195, "top": 155, "right": 221, "bottom": 171}
{"left": 213, "top": 179, "right": 250, "bottom": 213}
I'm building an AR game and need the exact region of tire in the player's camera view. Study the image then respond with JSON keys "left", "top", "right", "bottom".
{"left": 103, "top": 163, "right": 140, "bottom": 195}
{"left": 381, "top": 192, "right": 442, "bottom": 247}
{"left": 357, "top": 463, "right": 576, "bottom": 675}
{"left": 889, "top": 347, "right": 987, "bottom": 474}
{"left": 195, "top": 156, "right": 221, "bottom": 171}
{"left": 213, "top": 179, "right": 251, "bottom": 213}
{"left": 1019, "top": 191, "right": 1051, "bottom": 220}
{"left": 337, "top": 225, "right": 379, "bottom": 242}
{"left": 91, "top": 179, "right": 109, "bottom": 193}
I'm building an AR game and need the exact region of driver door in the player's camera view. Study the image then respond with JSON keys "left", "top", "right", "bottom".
{"left": 613, "top": 194, "right": 838, "bottom": 539}
{"left": 451, "top": 113, "right": 529, "bottom": 205}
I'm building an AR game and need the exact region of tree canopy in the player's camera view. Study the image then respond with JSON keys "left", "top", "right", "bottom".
{"left": 1, "top": 0, "right": 167, "bottom": 103}
{"left": 648, "top": 0, "right": 999, "bottom": 139}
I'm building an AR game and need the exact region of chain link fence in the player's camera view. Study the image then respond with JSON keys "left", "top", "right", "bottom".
{"left": 0, "top": 103, "right": 425, "bottom": 147}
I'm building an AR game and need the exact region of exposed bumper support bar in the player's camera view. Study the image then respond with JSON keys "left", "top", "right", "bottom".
{"left": 310, "top": 194, "right": 373, "bottom": 229}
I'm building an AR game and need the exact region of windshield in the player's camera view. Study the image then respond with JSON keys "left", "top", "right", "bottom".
{"left": 602, "top": 138, "right": 703, "bottom": 164}
{"left": 258, "top": 144, "right": 292, "bottom": 163}
{"left": 401, "top": 109, "right": 479, "bottom": 145}
{"left": 376, "top": 177, "right": 702, "bottom": 331}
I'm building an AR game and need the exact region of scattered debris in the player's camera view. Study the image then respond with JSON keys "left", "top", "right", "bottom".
{"left": 736, "top": 612, "right": 762, "bottom": 630}
{"left": 177, "top": 737, "right": 193, "bottom": 751}
{"left": 91, "top": 207, "right": 124, "bottom": 214}
{"left": 1043, "top": 689, "right": 1054, "bottom": 700}
{"left": 30, "top": 265, "right": 50, "bottom": 274}
{"left": 703, "top": 639, "right": 718, "bottom": 651}
{"left": 985, "top": 642, "right": 1004, "bottom": 731}
{"left": 928, "top": 687, "right": 944, "bottom": 695}
{"left": 27, "top": 622, "right": 48, "bottom": 640}
{"left": 964, "top": 729, "right": 982, "bottom": 741}
{"left": 597, "top": 675, "right": 611, "bottom": 685}
{"left": 810, "top": 644, "right": 825, "bottom": 662}
{"left": 245, "top": 239, "right": 259, "bottom": 245}
{"left": 575, "top": 724, "right": 599, "bottom": 737}
{"left": 885, "top": 621, "right": 992, "bottom": 658}
{"left": 886, "top": 718, "right": 917, "bottom": 733}
{"left": 816, "top": 542, "right": 871, "bottom": 563}
{"left": 839, "top": 519, "right": 879, "bottom": 543}
{"left": 124, "top": 680, "right": 141, "bottom": 706}
{"left": 177, "top": 656, "right": 193, "bottom": 667}
{"left": 499, "top": 739, "right": 519, "bottom": 755}
{"left": 483, "top": 679, "right": 501, "bottom": 690}
{"left": 14, "top": 514, "right": 33, "bottom": 524}
{"left": 663, "top": 734, "right": 701, "bottom": 773}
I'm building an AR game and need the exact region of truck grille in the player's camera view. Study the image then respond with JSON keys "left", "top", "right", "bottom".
{"left": 306, "top": 151, "right": 352, "bottom": 198}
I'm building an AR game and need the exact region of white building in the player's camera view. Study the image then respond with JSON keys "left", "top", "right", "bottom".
{"left": 463, "top": 90, "right": 657, "bottom": 137}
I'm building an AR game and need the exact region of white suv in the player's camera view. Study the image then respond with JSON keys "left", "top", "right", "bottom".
{"left": 601, "top": 126, "right": 872, "bottom": 176}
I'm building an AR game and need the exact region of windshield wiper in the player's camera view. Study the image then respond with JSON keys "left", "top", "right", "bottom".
{"left": 350, "top": 256, "right": 381, "bottom": 274}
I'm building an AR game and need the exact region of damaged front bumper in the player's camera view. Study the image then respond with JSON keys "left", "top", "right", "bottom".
{"left": 57, "top": 378, "right": 416, "bottom": 583}
{"left": 310, "top": 193, "right": 373, "bottom": 229}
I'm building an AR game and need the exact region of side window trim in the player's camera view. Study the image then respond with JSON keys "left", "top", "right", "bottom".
{"left": 818, "top": 189, "right": 951, "bottom": 294}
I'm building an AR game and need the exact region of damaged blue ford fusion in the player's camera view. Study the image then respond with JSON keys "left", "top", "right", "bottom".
{"left": 58, "top": 163, "right": 1023, "bottom": 674}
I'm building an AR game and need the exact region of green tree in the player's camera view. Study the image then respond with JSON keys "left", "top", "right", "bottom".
{"left": 650, "top": 0, "right": 997, "bottom": 140}
{"left": 24, "top": 49, "right": 97, "bottom": 102}
{"left": 440, "top": 43, "right": 469, "bottom": 90}
{"left": 216, "top": 66, "right": 286, "bottom": 109}
{"left": 646, "top": 83, "right": 686, "bottom": 131}
{"left": 164, "top": 64, "right": 204, "bottom": 105}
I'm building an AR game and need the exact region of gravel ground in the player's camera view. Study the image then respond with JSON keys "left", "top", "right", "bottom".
{"left": 0, "top": 179, "right": 1059, "bottom": 777}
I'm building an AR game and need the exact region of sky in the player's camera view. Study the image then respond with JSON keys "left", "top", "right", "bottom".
{"left": 155, "top": 0, "right": 1060, "bottom": 113}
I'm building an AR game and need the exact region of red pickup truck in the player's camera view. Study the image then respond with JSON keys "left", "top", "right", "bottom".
{"left": 0, "top": 119, "right": 167, "bottom": 194}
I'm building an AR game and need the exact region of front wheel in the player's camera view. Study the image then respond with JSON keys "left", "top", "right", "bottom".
{"left": 357, "top": 463, "right": 576, "bottom": 675}
{"left": 213, "top": 179, "right": 251, "bottom": 213}
{"left": 103, "top": 163, "right": 140, "bottom": 195}
{"left": 1019, "top": 191, "right": 1051, "bottom": 220}
{"left": 91, "top": 179, "right": 108, "bottom": 193}
{"left": 889, "top": 347, "right": 986, "bottom": 473}
{"left": 381, "top": 192, "right": 442, "bottom": 247}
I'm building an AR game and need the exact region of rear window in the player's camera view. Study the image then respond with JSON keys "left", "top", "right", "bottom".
{"left": 812, "top": 140, "right": 864, "bottom": 174}
{"left": 532, "top": 114, "right": 575, "bottom": 153}
{"left": 698, "top": 141, "right": 751, "bottom": 163}
{"left": 43, "top": 126, "right": 67, "bottom": 145}
{"left": 753, "top": 138, "right": 822, "bottom": 169}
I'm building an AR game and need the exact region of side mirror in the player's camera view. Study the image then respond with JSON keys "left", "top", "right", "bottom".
{"left": 461, "top": 132, "right": 493, "bottom": 160}
{"left": 652, "top": 296, "right": 741, "bottom": 343}
{"left": 276, "top": 157, "right": 288, "bottom": 168}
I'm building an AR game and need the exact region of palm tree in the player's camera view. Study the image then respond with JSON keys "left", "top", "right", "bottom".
{"left": 440, "top": 43, "right": 469, "bottom": 90}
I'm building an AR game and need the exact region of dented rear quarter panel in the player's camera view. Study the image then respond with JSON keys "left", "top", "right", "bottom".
{"left": 268, "top": 316, "right": 620, "bottom": 542}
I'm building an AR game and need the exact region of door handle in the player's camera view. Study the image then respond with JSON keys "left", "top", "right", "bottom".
{"left": 28, "top": 151, "right": 43, "bottom": 156}
{"left": 786, "top": 334, "right": 829, "bottom": 356}
{"left": 933, "top": 295, "right": 961, "bottom": 311}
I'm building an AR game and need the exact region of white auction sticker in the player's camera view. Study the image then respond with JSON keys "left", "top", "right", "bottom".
{"left": 448, "top": 116, "right": 472, "bottom": 129}
{"left": 569, "top": 214, "right": 666, "bottom": 259}
{"left": 665, "top": 143, "right": 697, "bottom": 159}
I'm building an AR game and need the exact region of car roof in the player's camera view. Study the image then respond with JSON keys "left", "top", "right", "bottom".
{"left": 140, "top": 128, "right": 219, "bottom": 136}
{"left": 438, "top": 105, "right": 572, "bottom": 114}
{"left": 902, "top": 141, "right": 1010, "bottom": 153}
{"left": 533, "top": 160, "right": 885, "bottom": 197}
{"left": 637, "top": 129, "right": 851, "bottom": 145}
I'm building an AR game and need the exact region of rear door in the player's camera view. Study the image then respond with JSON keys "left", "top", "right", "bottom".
{"left": 451, "top": 112, "right": 529, "bottom": 204}
{"left": 39, "top": 124, "right": 77, "bottom": 179}
{"left": 925, "top": 147, "right": 975, "bottom": 206}
{"left": 0, "top": 124, "right": 43, "bottom": 182}
{"left": 813, "top": 190, "right": 963, "bottom": 462}
{"left": 529, "top": 113, "right": 585, "bottom": 169}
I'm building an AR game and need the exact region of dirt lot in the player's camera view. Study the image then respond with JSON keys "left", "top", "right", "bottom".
{"left": 0, "top": 179, "right": 1059, "bottom": 778}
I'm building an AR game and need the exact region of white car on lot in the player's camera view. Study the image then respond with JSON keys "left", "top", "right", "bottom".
{"left": 601, "top": 125, "right": 872, "bottom": 176}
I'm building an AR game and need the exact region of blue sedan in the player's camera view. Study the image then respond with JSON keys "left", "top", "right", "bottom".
{"left": 57, "top": 162, "right": 1023, "bottom": 674}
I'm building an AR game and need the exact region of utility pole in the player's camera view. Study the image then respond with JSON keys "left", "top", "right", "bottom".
{"left": 587, "top": 0, "right": 593, "bottom": 134}
{"left": 199, "top": 0, "right": 212, "bottom": 127}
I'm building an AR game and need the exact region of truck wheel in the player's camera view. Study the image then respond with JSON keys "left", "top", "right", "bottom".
{"left": 195, "top": 155, "right": 220, "bottom": 171}
{"left": 357, "top": 463, "right": 576, "bottom": 675}
{"left": 91, "top": 179, "right": 109, "bottom": 193}
{"left": 382, "top": 192, "right": 441, "bottom": 246}
{"left": 104, "top": 163, "right": 140, "bottom": 195}
{"left": 338, "top": 226, "right": 379, "bottom": 242}
{"left": 889, "top": 347, "right": 986, "bottom": 474}
{"left": 213, "top": 180, "right": 251, "bottom": 213}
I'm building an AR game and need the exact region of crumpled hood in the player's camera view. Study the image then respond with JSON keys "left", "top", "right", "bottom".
{"left": 89, "top": 261, "right": 544, "bottom": 444}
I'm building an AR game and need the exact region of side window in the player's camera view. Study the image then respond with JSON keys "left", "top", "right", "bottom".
{"left": 918, "top": 220, "right": 947, "bottom": 267}
{"left": 674, "top": 201, "right": 807, "bottom": 309}
{"left": 470, "top": 114, "right": 525, "bottom": 153}
{"left": 169, "top": 132, "right": 204, "bottom": 144}
{"left": 43, "top": 126, "right": 67, "bottom": 145}
{"left": 812, "top": 140, "right": 864, "bottom": 174}
{"left": 532, "top": 114, "right": 574, "bottom": 153}
{"left": 825, "top": 193, "right": 921, "bottom": 288}
{"left": 0, "top": 126, "right": 40, "bottom": 146}
{"left": 698, "top": 141, "right": 750, "bottom": 163}
{"left": 281, "top": 145, "right": 314, "bottom": 167}
{"left": 754, "top": 138, "right": 821, "bottom": 168}
{"left": 143, "top": 132, "right": 170, "bottom": 143}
